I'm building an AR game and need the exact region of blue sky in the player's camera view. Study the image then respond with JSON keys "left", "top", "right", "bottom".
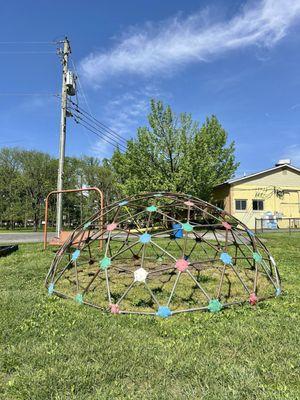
{"left": 1, "top": 0, "right": 300, "bottom": 176}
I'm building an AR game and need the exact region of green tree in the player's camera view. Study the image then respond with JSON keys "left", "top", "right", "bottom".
{"left": 0, "top": 148, "right": 23, "bottom": 228}
{"left": 185, "top": 115, "right": 239, "bottom": 200}
{"left": 0, "top": 148, "right": 118, "bottom": 230}
{"left": 17, "top": 150, "right": 58, "bottom": 230}
{"left": 81, "top": 156, "right": 117, "bottom": 206}
{"left": 110, "top": 99, "right": 239, "bottom": 201}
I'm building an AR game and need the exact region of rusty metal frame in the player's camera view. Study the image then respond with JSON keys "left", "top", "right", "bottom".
{"left": 45, "top": 191, "right": 281, "bottom": 317}
{"left": 43, "top": 187, "right": 104, "bottom": 250}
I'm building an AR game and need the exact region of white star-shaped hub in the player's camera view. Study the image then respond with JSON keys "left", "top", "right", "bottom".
{"left": 134, "top": 267, "right": 148, "bottom": 283}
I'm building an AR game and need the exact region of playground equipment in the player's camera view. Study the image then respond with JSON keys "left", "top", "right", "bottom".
{"left": 45, "top": 192, "right": 281, "bottom": 317}
{"left": 43, "top": 187, "right": 104, "bottom": 250}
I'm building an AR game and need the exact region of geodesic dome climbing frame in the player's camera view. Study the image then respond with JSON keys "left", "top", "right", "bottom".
{"left": 45, "top": 192, "right": 281, "bottom": 317}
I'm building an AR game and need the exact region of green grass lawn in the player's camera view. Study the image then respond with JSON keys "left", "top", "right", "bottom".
{"left": 0, "top": 233, "right": 299, "bottom": 399}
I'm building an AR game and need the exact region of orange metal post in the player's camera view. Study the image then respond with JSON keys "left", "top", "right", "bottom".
{"left": 43, "top": 187, "right": 104, "bottom": 250}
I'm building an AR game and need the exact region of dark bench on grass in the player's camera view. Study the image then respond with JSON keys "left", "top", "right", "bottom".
{"left": 0, "top": 245, "right": 19, "bottom": 257}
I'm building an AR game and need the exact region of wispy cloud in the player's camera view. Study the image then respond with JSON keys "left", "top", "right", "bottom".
{"left": 89, "top": 86, "right": 164, "bottom": 156}
{"left": 291, "top": 103, "right": 300, "bottom": 110}
{"left": 18, "top": 95, "right": 58, "bottom": 113}
{"left": 104, "top": 96, "right": 147, "bottom": 138}
{"left": 80, "top": 0, "right": 300, "bottom": 84}
{"left": 281, "top": 144, "right": 300, "bottom": 166}
{"left": 91, "top": 85, "right": 165, "bottom": 158}
{"left": 91, "top": 140, "right": 114, "bottom": 160}
{"left": 103, "top": 85, "right": 162, "bottom": 136}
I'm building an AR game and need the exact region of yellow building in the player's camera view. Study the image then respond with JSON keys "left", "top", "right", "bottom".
{"left": 213, "top": 161, "right": 300, "bottom": 229}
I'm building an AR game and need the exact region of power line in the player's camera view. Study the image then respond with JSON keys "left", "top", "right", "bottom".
{"left": 70, "top": 58, "right": 93, "bottom": 115}
{"left": 72, "top": 112, "right": 127, "bottom": 151}
{"left": 64, "top": 60, "right": 95, "bottom": 147}
{"left": 73, "top": 116, "right": 126, "bottom": 151}
{"left": 69, "top": 57, "right": 113, "bottom": 149}
{"left": 70, "top": 59, "right": 127, "bottom": 145}
{"left": 68, "top": 99, "right": 128, "bottom": 144}
{"left": 68, "top": 58, "right": 128, "bottom": 150}
{"left": 68, "top": 104, "right": 128, "bottom": 146}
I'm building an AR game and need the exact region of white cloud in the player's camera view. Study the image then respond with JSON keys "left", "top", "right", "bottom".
{"left": 102, "top": 86, "right": 162, "bottom": 137}
{"left": 80, "top": 0, "right": 300, "bottom": 84}
{"left": 91, "top": 139, "right": 114, "bottom": 160}
{"left": 88, "top": 86, "right": 164, "bottom": 155}
{"left": 281, "top": 144, "right": 300, "bottom": 166}
{"left": 291, "top": 103, "right": 300, "bottom": 110}
{"left": 104, "top": 98, "right": 147, "bottom": 137}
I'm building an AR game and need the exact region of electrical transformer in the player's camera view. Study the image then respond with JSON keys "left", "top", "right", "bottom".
{"left": 66, "top": 71, "right": 76, "bottom": 96}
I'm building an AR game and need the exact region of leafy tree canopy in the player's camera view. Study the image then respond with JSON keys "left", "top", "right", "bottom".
{"left": 110, "top": 99, "right": 239, "bottom": 200}
{"left": 0, "top": 100, "right": 239, "bottom": 230}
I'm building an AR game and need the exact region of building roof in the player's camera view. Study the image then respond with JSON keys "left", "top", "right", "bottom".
{"left": 215, "top": 164, "right": 300, "bottom": 187}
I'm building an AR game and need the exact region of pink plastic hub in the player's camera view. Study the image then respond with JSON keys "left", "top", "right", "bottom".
{"left": 175, "top": 258, "right": 189, "bottom": 272}
{"left": 222, "top": 221, "right": 232, "bottom": 230}
{"left": 184, "top": 201, "right": 194, "bottom": 207}
{"left": 107, "top": 223, "right": 118, "bottom": 232}
{"left": 110, "top": 304, "right": 120, "bottom": 314}
{"left": 249, "top": 293, "right": 258, "bottom": 305}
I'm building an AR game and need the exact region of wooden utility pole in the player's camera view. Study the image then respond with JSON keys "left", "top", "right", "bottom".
{"left": 56, "top": 37, "right": 71, "bottom": 237}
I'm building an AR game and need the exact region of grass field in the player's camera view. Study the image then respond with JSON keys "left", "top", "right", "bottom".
{"left": 0, "top": 233, "right": 299, "bottom": 399}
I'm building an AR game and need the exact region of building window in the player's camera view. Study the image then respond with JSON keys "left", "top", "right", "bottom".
{"left": 235, "top": 199, "right": 247, "bottom": 210}
{"left": 253, "top": 199, "right": 264, "bottom": 211}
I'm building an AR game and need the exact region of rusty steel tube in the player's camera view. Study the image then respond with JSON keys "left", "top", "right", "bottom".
{"left": 43, "top": 187, "right": 104, "bottom": 250}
